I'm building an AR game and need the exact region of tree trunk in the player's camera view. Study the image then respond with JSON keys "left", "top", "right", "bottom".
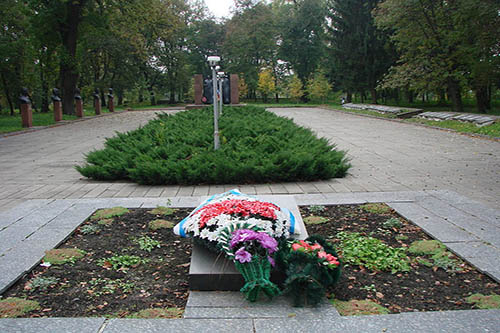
{"left": 475, "top": 85, "right": 488, "bottom": 113}
{"left": 40, "top": 68, "right": 49, "bottom": 113}
{"left": 59, "top": 1, "right": 87, "bottom": 115}
{"left": 101, "top": 90, "right": 106, "bottom": 107}
{"left": 486, "top": 84, "right": 492, "bottom": 109}
{"left": 438, "top": 89, "right": 446, "bottom": 106}
{"left": 118, "top": 92, "right": 123, "bottom": 106}
{"left": 447, "top": 78, "right": 463, "bottom": 112}
{"left": 346, "top": 91, "right": 352, "bottom": 103}
{"left": 370, "top": 88, "right": 377, "bottom": 104}
{"left": 405, "top": 87, "right": 413, "bottom": 103}
{"left": 1, "top": 71, "right": 14, "bottom": 115}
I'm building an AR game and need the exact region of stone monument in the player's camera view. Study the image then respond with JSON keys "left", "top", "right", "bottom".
{"left": 107, "top": 88, "right": 114, "bottom": 112}
{"left": 93, "top": 88, "right": 101, "bottom": 115}
{"left": 230, "top": 74, "right": 239, "bottom": 104}
{"left": 194, "top": 74, "right": 203, "bottom": 105}
{"left": 74, "top": 88, "right": 83, "bottom": 118}
{"left": 19, "top": 88, "right": 33, "bottom": 128}
{"left": 51, "top": 88, "right": 62, "bottom": 122}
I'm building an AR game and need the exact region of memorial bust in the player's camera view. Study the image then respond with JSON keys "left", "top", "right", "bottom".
{"left": 51, "top": 88, "right": 61, "bottom": 102}
{"left": 19, "top": 88, "right": 31, "bottom": 105}
{"left": 74, "top": 88, "right": 82, "bottom": 100}
{"left": 107, "top": 88, "right": 114, "bottom": 99}
{"left": 93, "top": 88, "right": 100, "bottom": 101}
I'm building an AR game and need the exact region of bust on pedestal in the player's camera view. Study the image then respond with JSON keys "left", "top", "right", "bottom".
{"left": 107, "top": 88, "right": 114, "bottom": 112}
{"left": 19, "top": 88, "right": 33, "bottom": 128}
{"left": 93, "top": 89, "right": 101, "bottom": 115}
{"left": 75, "top": 88, "right": 83, "bottom": 118}
{"left": 51, "top": 88, "right": 62, "bottom": 122}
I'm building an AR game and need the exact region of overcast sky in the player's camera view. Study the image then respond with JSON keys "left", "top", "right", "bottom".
{"left": 205, "top": 0, "right": 233, "bottom": 19}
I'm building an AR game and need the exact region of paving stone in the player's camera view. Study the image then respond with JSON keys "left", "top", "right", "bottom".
{"left": 444, "top": 241, "right": 500, "bottom": 259}
{"left": 187, "top": 291, "right": 291, "bottom": 308}
{"left": 12, "top": 200, "right": 76, "bottom": 228}
{"left": 254, "top": 309, "right": 500, "bottom": 332}
{"left": 0, "top": 318, "right": 106, "bottom": 333}
{"left": 184, "top": 305, "right": 340, "bottom": 319}
{"left": 0, "top": 199, "right": 54, "bottom": 229}
{"left": 102, "top": 319, "right": 254, "bottom": 333}
{"left": 0, "top": 226, "right": 40, "bottom": 255}
{"left": 140, "top": 198, "right": 174, "bottom": 208}
{"left": 43, "top": 204, "right": 96, "bottom": 229}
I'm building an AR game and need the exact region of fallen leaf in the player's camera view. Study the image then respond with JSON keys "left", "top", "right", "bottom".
{"left": 376, "top": 292, "right": 384, "bottom": 299}
{"left": 42, "top": 308, "right": 52, "bottom": 312}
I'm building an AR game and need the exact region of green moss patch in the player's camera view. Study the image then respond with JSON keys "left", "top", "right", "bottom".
{"left": 148, "top": 206, "right": 178, "bottom": 216}
{"left": 409, "top": 240, "right": 445, "bottom": 255}
{"left": 360, "top": 203, "right": 391, "bottom": 214}
{"left": 466, "top": 294, "right": 500, "bottom": 309}
{"left": 304, "top": 215, "right": 329, "bottom": 225}
{"left": 76, "top": 106, "right": 350, "bottom": 185}
{"left": 91, "top": 207, "right": 129, "bottom": 220}
{"left": 128, "top": 307, "right": 183, "bottom": 318}
{"left": 149, "top": 219, "right": 174, "bottom": 230}
{"left": 0, "top": 297, "right": 40, "bottom": 318}
{"left": 331, "top": 299, "right": 389, "bottom": 316}
{"left": 97, "top": 218, "right": 114, "bottom": 226}
{"left": 44, "top": 248, "right": 86, "bottom": 265}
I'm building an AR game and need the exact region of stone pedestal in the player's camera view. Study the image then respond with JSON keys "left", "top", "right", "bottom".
{"left": 230, "top": 74, "right": 239, "bottom": 105}
{"left": 194, "top": 74, "right": 203, "bottom": 105}
{"left": 94, "top": 99, "right": 101, "bottom": 115}
{"left": 53, "top": 101, "right": 62, "bottom": 122}
{"left": 75, "top": 100, "right": 84, "bottom": 118}
{"left": 108, "top": 98, "right": 114, "bottom": 112}
{"left": 20, "top": 104, "right": 33, "bottom": 128}
{"left": 188, "top": 195, "right": 307, "bottom": 291}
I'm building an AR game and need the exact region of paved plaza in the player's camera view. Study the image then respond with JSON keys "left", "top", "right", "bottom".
{"left": 0, "top": 107, "right": 499, "bottom": 332}
{"left": 0, "top": 107, "right": 498, "bottom": 213}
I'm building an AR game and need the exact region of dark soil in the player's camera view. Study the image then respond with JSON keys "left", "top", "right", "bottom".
{"left": 301, "top": 204, "right": 500, "bottom": 313}
{"left": 2, "top": 208, "right": 193, "bottom": 318}
{"left": 2, "top": 204, "right": 499, "bottom": 318}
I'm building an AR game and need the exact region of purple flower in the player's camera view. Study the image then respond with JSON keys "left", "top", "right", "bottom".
{"left": 257, "top": 234, "right": 278, "bottom": 254}
{"left": 235, "top": 247, "right": 252, "bottom": 263}
{"left": 230, "top": 229, "right": 259, "bottom": 248}
{"left": 267, "top": 256, "right": 275, "bottom": 267}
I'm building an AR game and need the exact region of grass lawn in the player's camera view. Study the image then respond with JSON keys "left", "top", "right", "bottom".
{"left": 76, "top": 106, "right": 350, "bottom": 185}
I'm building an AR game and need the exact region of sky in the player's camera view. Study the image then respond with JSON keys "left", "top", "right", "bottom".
{"left": 205, "top": 0, "right": 233, "bottom": 19}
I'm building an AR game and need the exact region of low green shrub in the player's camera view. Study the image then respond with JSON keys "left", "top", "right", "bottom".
{"left": 337, "top": 232, "right": 410, "bottom": 273}
{"left": 76, "top": 106, "right": 350, "bottom": 185}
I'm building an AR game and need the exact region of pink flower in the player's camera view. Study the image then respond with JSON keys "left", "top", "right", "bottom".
{"left": 292, "top": 243, "right": 303, "bottom": 251}
{"left": 317, "top": 251, "right": 328, "bottom": 259}
{"left": 310, "top": 243, "right": 323, "bottom": 251}
{"left": 235, "top": 247, "right": 252, "bottom": 263}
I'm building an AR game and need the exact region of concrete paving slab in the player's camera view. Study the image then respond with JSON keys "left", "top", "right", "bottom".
{"left": 184, "top": 305, "right": 340, "bottom": 319}
{"left": 0, "top": 199, "right": 54, "bottom": 229}
{"left": 0, "top": 318, "right": 106, "bottom": 333}
{"left": 254, "top": 309, "right": 500, "bottom": 332}
{"left": 102, "top": 318, "right": 254, "bottom": 333}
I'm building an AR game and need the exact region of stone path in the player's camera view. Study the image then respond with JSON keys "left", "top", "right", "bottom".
{"left": 0, "top": 191, "right": 499, "bottom": 332}
{"left": 1, "top": 107, "right": 498, "bottom": 215}
{"left": 418, "top": 111, "right": 498, "bottom": 126}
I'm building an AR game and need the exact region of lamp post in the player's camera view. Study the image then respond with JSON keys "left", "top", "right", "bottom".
{"left": 218, "top": 71, "right": 224, "bottom": 116}
{"left": 207, "top": 56, "right": 221, "bottom": 150}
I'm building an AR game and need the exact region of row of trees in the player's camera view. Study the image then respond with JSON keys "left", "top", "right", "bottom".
{"left": 1, "top": 0, "right": 499, "bottom": 115}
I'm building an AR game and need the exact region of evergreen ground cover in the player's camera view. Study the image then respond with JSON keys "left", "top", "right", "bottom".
{"left": 76, "top": 106, "right": 350, "bottom": 185}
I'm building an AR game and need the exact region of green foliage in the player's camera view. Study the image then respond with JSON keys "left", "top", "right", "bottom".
{"left": 76, "top": 106, "right": 350, "bottom": 185}
{"left": 0, "top": 297, "right": 40, "bottom": 318}
{"left": 409, "top": 240, "right": 464, "bottom": 272}
{"left": 337, "top": 232, "right": 410, "bottom": 273}
{"left": 308, "top": 205, "right": 326, "bottom": 214}
{"left": 43, "top": 248, "right": 86, "bottom": 265}
{"left": 133, "top": 236, "right": 161, "bottom": 252}
{"left": 29, "top": 276, "right": 59, "bottom": 291}
{"left": 407, "top": 119, "right": 500, "bottom": 138}
{"left": 127, "top": 307, "right": 183, "bottom": 319}
{"left": 466, "top": 294, "right": 500, "bottom": 309}
{"left": 360, "top": 203, "right": 391, "bottom": 214}
{"left": 408, "top": 240, "right": 445, "bottom": 255}
{"left": 304, "top": 216, "right": 329, "bottom": 225}
{"left": 306, "top": 71, "right": 332, "bottom": 102}
{"left": 382, "top": 218, "right": 402, "bottom": 229}
{"left": 331, "top": 299, "right": 390, "bottom": 316}
{"left": 91, "top": 207, "right": 129, "bottom": 220}
{"left": 88, "top": 278, "right": 135, "bottom": 297}
{"left": 98, "top": 255, "right": 149, "bottom": 271}
{"left": 148, "top": 206, "right": 177, "bottom": 216}
{"left": 148, "top": 219, "right": 174, "bottom": 230}
{"left": 80, "top": 225, "right": 100, "bottom": 235}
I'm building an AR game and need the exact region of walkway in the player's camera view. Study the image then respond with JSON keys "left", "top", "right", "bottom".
{"left": 0, "top": 107, "right": 498, "bottom": 213}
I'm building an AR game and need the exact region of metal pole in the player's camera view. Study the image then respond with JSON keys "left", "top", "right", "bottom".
{"left": 219, "top": 75, "right": 223, "bottom": 116}
{"left": 212, "top": 66, "right": 220, "bottom": 150}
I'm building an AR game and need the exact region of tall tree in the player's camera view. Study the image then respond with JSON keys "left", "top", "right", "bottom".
{"left": 278, "top": 0, "right": 327, "bottom": 97}
{"left": 327, "top": 0, "right": 395, "bottom": 103}
{"left": 375, "top": 0, "right": 500, "bottom": 112}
